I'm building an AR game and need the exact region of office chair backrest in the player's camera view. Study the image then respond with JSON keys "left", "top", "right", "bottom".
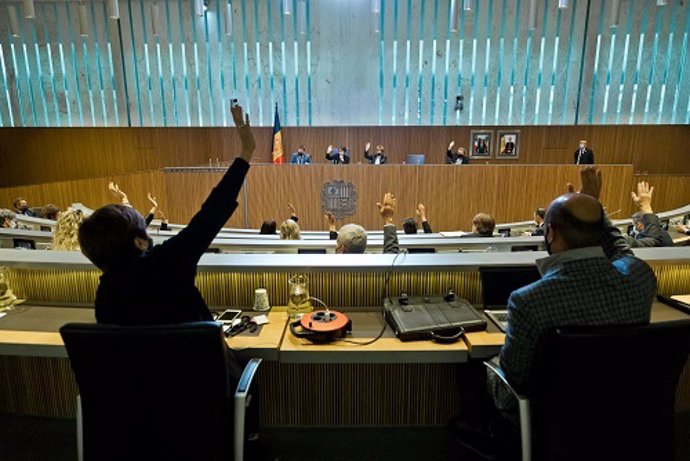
{"left": 60, "top": 322, "right": 233, "bottom": 461}
{"left": 530, "top": 320, "right": 690, "bottom": 461}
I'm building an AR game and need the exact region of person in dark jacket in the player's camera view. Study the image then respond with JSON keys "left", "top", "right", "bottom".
{"left": 446, "top": 141, "right": 470, "bottom": 164}
{"left": 364, "top": 142, "right": 388, "bottom": 165}
{"left": 326, "top": 145, "right": 350, "bottom": 164}
{"left": 78, "top": 103, "right": 255, "bottom": 326}
{"left": 402, "top": 203, "right": 433, "bottom": 234}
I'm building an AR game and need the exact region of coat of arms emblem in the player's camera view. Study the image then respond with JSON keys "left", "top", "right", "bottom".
{"left": 321, "top": 181, "right": 357, "bottom": 219}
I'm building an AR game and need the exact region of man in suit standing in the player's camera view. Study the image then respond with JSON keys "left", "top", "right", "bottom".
{"left": 289, "top": 145, "right": 312, "bottom": 165}
{"left": 364, "top": 142, "right": 388, "bottom": 165}
{"left": 446, "top": 141, "right": 470, "bottom": 164}
{"left": 574, "top": 140, "right": 594, "bottom": 164}
{"left": 326, "top": 145, "right": 350, "bottom": 164}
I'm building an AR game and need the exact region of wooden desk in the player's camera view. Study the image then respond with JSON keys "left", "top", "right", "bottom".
{"left": 463, "top": 300, "right": 690, "bottom": 359}
{"left": 280, "top": 310, "right": 468, "bottom": 364}
{"left": 0, "top": 304, "right": 287, "bottom": 361}
{"left": 225, "top": 311, "right": 289, "bottom": 361}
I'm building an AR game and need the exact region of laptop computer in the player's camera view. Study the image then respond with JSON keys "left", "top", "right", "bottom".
{"left": 480, "top": 266, "right": 541, "bottom": 332}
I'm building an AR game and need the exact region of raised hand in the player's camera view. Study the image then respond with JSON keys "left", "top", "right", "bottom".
{"left": 231, "top": 103, "right": 255, "bottom": 161}
{"left": 288, "top": 202, "right": 297, "bottom": 217}
{"left": 416, "top": 203, "right": 427, "bottom": 220}
{"left": 631, "top": 181, "right": 654, "bottom": 214}
{"left": 108, "top": 182, "right": 129, "bottom": 205}
{"left": 579, "top": 167, "right": 602, "bottom": 200}
{"left": 147, "top": 193, "right": 159, "bottom": 209}
{"left": 325, "top": 211, "right": 336, "bottom": 231}
{"left": 365, "top": 142, "right": 371, "bottom": 152}
{"left": 448, "top": 141, "right": 455, "bottom": 150}
{"left": 327, "top": 144, "right": 333, "bottom": 153}
{"left": 377, "top": 193, "right": 396, "bottom": 224}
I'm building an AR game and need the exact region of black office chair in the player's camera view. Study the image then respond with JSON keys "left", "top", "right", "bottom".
{"left": 60, "top": 322, "right": 261, "bottom": 461}
{"left": 486, "top": 320, "right": 690, "bottom": 461}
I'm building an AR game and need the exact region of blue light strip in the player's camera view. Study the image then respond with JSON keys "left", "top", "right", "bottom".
{"left": 292, "top": 0, "right": 300, "bottom": 126}
{"left": 8, "top": 44, "right": 24, "bottom": 126}
{"left": 267, "top": 0, "right": 276, "bottom": 120}
{"left": 481, "top": 0, "right": 493, "bottom": 125}
{"left": 442, "top": 0, "right": 451, "bottom": 125}
{"left": 139, "top": 0, "right": 154, "bottom": 126}
{"left": 204, "top": 2, "right": 215, "bottom": 125}
{"left": 404, "top": 0, "right": 412, "bottom": 125}
{"left": 630, "top": 1, "right": 649, "bottom": 124}
{"left": 455, "top": 3, "right": 465, "bottom": 125}
{"left": 494, "top": 0, "right": 507, "bottom": 124}
{"left": 90, "top": 2, "right": 108, "bottom": 126}
{"left": 392, "top": 0, "right": 399, "bottom": 125}
{"left": 80, "top": 36, "right": 96, "bottom": 126}
{"left": 429, "top": 0, "right": 439, "bottom": 124}
{"left": 520, "top": 4, "right": 533, "bottom": 124}
{"left": 379, "top": 0, "right": 386, "bottom": 126}
{"left": 533, "top": 0, "right": 549, "bottom": 124}
{"left": 416, "top": 0, "right": 426, "bottom": 125}
{"left": 547, "top": 5, "right": 562, "bottom": 124}
{"left": 656, "top": 0, "right": 679, "bottom": 123}
{"left": 670, "top": 5, "right": 690, "bottom": 124}
{"left": 125, "top": 0, "right": 142, "bottom": 125}
{"left": 240, "top": 0, "right": 251, "bottom": 120}
{"left": 0, "top": 45, "right": 13, "bottom": 126}
{"left": 178, "top": 0, "right": 191, "bottom": 126}
{"left": 253, "top": 0, "right": 264, "bottom": 126}
{"left": 41, "top": 4, "right": 60, "bottom": 126}
{"left": 165, "top": 1, "right": 179, "bottom": 126}
{"left": 55, "top": 4, "right": 73, "bottom": 126}
{"left": 602, "top": 15, "right": 617, "bottom": 123}
{"left": 66, "top": 4, "right": 85, "bottom": 126}
{"left": 217, "top": 0, "right": 227, "bottom": 126}
{"left": 561, "top": 0, "right": 577, "bottom": 124}
{"left": 508, "top": 0, "right": 520, "bottom": 124}
{"left": 586, "top": 0, "right": 606, "bottom": 124}
{"left": 469, "top": 0, "right": 477, "bottom": 124}
{"left": 191, "top": 0, "right": 203, "bottom": 126}
{"left": 280, "top": 0, "right": 288, "bottom": 123}
{"left": 306, "top": 0, "right": 312, "bottom": 126}
{"left": 30, "top": 21, "right": 49, "bottom": 125}
{"left": 643, "top": 4, "right": 664, "bottom": 123}
{"left": 615, "top": 0, "right": 634, "bottom": 124}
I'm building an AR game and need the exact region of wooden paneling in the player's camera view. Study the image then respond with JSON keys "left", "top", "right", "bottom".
{"left": 0, "top": 164, "right": 639, "bottom": 231}
{"left": 1, "top": 125, "right": 689, "bottom": 188}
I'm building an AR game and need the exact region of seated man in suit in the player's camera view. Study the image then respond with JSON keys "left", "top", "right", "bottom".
{"left": 364, "top": 142, "right": 388, "bottom": 165}
{"left": 325, "top": 145, "right": 350, "bottom": 164}
{"left": 12, "top": 197, "right": 36, "bottom": 217}
{"left": 523, "top": 208, "right": 546, "bottom": 237}
{"left": 77, "top": 103, "right": 255, "bottom": 326}
{"left": 289, "top": 145, "right": 312, "bottom": 165}
{"left": 402, "top": 203, "right": 433, "bottom": 234}
{"left": 460, "top": 213, "right": 495, "bottom": 238}
{"left": 574, "top": 139, "right": 594, "bottom": 164}
{"left": 451, "top": 168, "right": 657, "bottom": 460}
{"left": 446, "top": 141, "right": 470, "bottom": 165}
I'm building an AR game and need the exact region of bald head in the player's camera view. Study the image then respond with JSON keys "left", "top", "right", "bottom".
{"left": 544, "top": 193, "right": 604, "bottom": 253}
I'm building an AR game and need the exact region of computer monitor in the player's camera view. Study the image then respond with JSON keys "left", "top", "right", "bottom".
{"left": 480, "top": 266, "right": 541, "bottom": 308}
{"left": 406, "top": 154, "right": 426, "bottom": 165}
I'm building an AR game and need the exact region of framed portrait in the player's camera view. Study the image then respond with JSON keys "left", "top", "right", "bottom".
{"left": 470, "top": 131, "right": 493, "bottom": 159}
{"left": 496, "top": 131, "right": 520, "bottom": 159}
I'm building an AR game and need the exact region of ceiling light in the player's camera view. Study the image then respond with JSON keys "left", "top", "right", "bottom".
{"left": 610, "top": 0, "right": 621, "bottom": 28}
{"left": 8, "top": 6, "right": 20, "bottom": 38}
{"left": 79, "top": 3, "right": 89, "bottom": 36}
{"left": 283, "top": 0, "right": 291, "bottom": 15}
{"left": 225, "top": 1, "right": 233, "bottom": 36}
{"left": 23, "top": 0, "right": 35, "bottom": 19}
{"left": 108, "top": 0, "right": 119, "bottom": 19}
{"left": 450, "top": 0, "right": 460, "bottom": 33}
{"left": 528, "top": 0, "right": 538, "bottom": 31}
{"left": 463, "top": 0, "right": 472, "bottom": 12}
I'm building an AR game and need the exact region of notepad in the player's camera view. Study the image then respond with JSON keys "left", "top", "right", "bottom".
{"left": 670, "top": 295, "right": 690, "bottom": 306}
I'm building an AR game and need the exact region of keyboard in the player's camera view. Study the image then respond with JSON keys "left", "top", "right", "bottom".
{"left": 485, "top": 310, "right": 509, "bottom": 332}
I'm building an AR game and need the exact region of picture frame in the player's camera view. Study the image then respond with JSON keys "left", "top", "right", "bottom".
{"left": 470, "top": 130, "right": 493, "bottom": 159}
{"left": 496, "top": 130, "right": 520, "bottom": 159}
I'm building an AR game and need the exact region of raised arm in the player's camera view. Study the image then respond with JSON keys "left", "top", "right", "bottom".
{"left": 417, "top": 203, "right": 432, "bottom": 233}
{"left": 574, "top": 167, "right": 633, "bottom": 260}
{"left": 160, "top": 103, "right": 255, "bottom": 262}
{"left": 625, "top": 182, "right": 664, "bottom": 248}
{"left": 325, "top": 211, "right": 338, "bottom": 240}
{"left": 108, "top": 182, "right": 130, "bottom": 206}
{"left": 378, "top": 192, "right": 400, "bottom": 254}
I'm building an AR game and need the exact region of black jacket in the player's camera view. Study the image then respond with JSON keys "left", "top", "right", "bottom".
{"left": 364, "top": 150, "right": 388, "bottom": 165}
{"left": 95, "top": 158, "right": 250, "bottom": 325}
{"left": 574, "top": 148, "right": 595, "bottom": 164}
{"left": 326, "top": 150, "right": 350, "bottom": 164}
{"left": 446, "top": 150, "right": 470, "bottom": 164}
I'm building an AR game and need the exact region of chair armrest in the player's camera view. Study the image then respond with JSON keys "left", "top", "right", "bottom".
{"left": 483, "top": 360, "right": 527, "bottom": 402}
{"left": 235, "top": 358, "right": 262, "bottom": 397}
